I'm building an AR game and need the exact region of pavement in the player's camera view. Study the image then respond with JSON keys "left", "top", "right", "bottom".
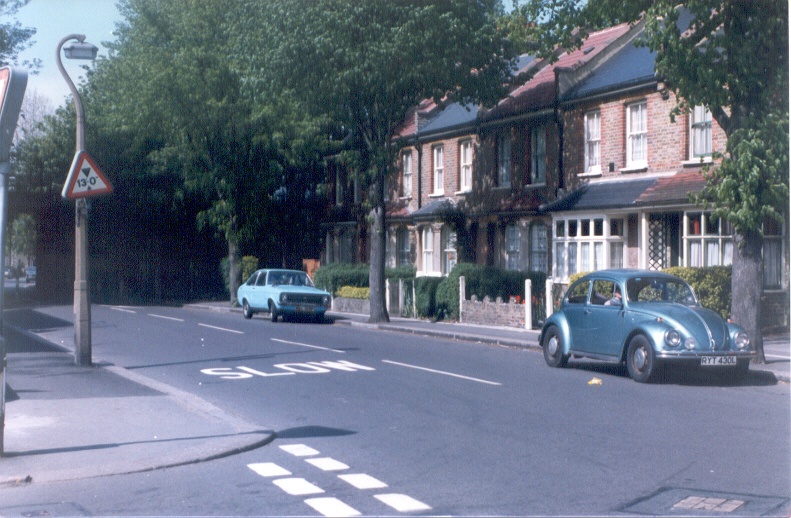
{"left": 0, "top": 301, "right": 788, "bottom": 488}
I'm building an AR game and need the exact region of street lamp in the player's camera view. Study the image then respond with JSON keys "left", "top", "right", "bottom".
{"left": 56, "top": 34, "right": 97, "bottom": 366}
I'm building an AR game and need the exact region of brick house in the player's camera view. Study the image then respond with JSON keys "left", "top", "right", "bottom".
{"left": 321, "top": 20, "right": 789, "bottom": 328}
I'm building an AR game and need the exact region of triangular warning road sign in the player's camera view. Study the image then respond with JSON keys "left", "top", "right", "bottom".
{"left": 62, "top": 150, "right": 113, "bottom": 199}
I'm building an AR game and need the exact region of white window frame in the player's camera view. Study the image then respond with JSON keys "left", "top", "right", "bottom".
{"left": 690, "top": 105, "right": 713, "bottom": 159}
{"left": 441, "top": 225, "right": 457, "bottom": 275}
{"left": 505, "top": 224, "right": 520, "bottom": 270}
{"left": 531, "top": 126, "right": 546, "bottom": 184}
{"left": 497, "top": 136, "right": 511, "bottom": 188}
{"left": 402, "top": 150, "right": 412, "bottom": 197}
{"left": 459, "top": 140, "right": 473, "bottom": 192}
{"left": 683, "top": 212, "right": 733, "bottom": 267}
{"left": 583, "top": 110, "right": 601, "bottom": 175}
{"left": 433, "top": 145, "right": 444, "bottom": 194}
{"left": 626, "top": 101, "right": 648, "bottom": 168}
{"left": 529, "top": 222, "right": 548, "bottom": 273}
{"left": 422, "top": 226, "right": 435, "bottom": 273}
{"left": 552, "top": 215, "right": 627, "bottom": 281}
{"left": 396, "top": 227, "right": 411, "bottom": 266}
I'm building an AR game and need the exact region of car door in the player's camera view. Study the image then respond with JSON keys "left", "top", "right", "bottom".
{"left": 250, "top": 270, "right": 268, "bottom": 310}
{"left": 585, "top": 279, "right": 625, "bottom": 358}
{"left": 564, "top": 280, "right": 592, "bottom": 352}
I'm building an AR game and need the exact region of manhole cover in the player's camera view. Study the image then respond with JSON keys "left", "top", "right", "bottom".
{"left": 623, "top": 487, "right": 789, "bottom": 516}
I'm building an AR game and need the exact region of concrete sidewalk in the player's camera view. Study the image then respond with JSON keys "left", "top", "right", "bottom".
{"left": 0, "top": 314, "right": 274, "bottom": 485}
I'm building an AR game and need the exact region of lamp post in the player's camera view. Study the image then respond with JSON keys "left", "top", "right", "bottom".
{"left": 56, "top": 34, "right": 97, "bottom": 366}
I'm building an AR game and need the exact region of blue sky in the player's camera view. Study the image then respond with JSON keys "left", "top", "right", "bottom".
{"left": 15, "top": 1, "right": 122, "bottom": 107}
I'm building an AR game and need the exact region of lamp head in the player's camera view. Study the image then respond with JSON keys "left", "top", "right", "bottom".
{"left": 64, "top": 41, "right": 98, "bottom": 60}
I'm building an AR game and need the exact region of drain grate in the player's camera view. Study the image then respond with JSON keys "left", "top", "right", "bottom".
{"left": 623, "top": 487, "right": 789, "bottom": 516}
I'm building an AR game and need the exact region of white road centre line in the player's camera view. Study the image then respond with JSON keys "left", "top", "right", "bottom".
{"left": 273, "top": 478, "right": 324, "bottom": 496}
{"left": 148, "top": 313, "right": 184, "bottom": 322}
{"left": 375, "top": 494, "right": 432, "bottom": 513}
{"left": 197, "top": 323, "right": 244, "bottom": 334}
{"left": 304, "top": 497, "right": 361, "bottom": 517}
{"left": 338, "top": 473, "right": 388, "bottom": 490}
{"left": 305, "top": 457, "right": 349, "bottom": 471}
{"left": 110, "top": 306, "right": 136, "bottom": 313}
{"left": 247, "top": 462, "right": 291, "bottom": 478}
{"left": 382, "top": 360, "right": 502, "bottom": 386}
{"left": 271, "top": 338, "right": 344, "bottom": 353}
{"left": 279, "top": 444, "right": 320, "bottom": 457}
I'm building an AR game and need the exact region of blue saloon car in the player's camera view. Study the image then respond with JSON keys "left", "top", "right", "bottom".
{"left": 539, "top": 269, "right": 753, "bottom": 382}
{"left": 237, "top": 269, "right": 331, "bottom": 323}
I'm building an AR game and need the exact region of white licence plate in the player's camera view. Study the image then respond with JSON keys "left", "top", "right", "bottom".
{"left": 701, "top": 356, "right": 738, "bottom": 366}
{"left": 296, "top": 305, "right": 312, "bottom": 313}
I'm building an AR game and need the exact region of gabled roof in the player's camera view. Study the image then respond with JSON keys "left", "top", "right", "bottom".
{"left": 418, "top": 103, "right": 479, "bottom": 136}
{"left": 482, "top": 23, "right": 632, "bottom": 121}
{"left": 563, "top": 34, "right": 656, "bottom": 101}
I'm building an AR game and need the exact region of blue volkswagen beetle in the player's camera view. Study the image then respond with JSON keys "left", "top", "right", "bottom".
{"left": 237, "top": 269, "right": 331, "bottom": 323}
{"left": 539, "top": 269, "right": 753, "bottom": 382}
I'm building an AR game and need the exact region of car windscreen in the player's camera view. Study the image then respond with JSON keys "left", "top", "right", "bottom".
{"left": 268, "top": 272, "right": 314, "bottom": 287}
{"left": 626, "top": 277, "right": 697, "bottom": 305}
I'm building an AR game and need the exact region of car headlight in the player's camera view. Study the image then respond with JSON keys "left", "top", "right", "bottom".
{"left": 665, "top": 330, "right": 681, "bottom": 347}
{"left": 280, "top": 293, "right": 288, "bottom": 303}
{"left": 684, "top": 337, "right": 697, "bottom": 350}
{"left": 734, "top": 332, "right": 750, "bottom": 350}
{"left": 323, "top": 295, "right": 331, "bottom": 307}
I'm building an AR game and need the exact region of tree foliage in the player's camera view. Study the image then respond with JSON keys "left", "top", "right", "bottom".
{"left": 0, "top": 0, "right": 37, "bottom": 68}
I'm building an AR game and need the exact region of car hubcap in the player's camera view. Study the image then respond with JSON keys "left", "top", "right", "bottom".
{"left": 633, "top": 347, "right": 647, "bottom": 371}
{"left": 547, "top": 336, "right": 559, "bottom": 357}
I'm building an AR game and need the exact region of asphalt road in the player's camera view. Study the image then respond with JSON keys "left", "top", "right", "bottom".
{"left": 2, "top": 303, "right": 789, "bottom": 516}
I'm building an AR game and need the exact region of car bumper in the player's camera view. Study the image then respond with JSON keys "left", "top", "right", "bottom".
{"left": 277, "top": 304, "right": 328, "bottom": 316}
{"left": 656, "top": 350, "right": 756, "bottom": 361}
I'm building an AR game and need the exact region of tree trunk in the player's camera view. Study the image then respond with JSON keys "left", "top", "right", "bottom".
{"left": 368, "top": 203, "right": 390, "bottom": 323}
{"left": 731, "top": 229, "right": 765, "bottom": 363}
{"left": 228, "top": 233, "right": 240, "bottom": 306}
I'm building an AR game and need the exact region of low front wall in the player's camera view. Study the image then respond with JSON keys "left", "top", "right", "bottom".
{"left": 461, "top": 296, "right": 526, "bottom": 328}
{"left": 331, "top": 297, "right": 369, "bottom": 315}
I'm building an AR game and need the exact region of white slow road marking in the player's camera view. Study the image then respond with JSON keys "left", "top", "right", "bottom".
{"left": 109, "top": 306, "right": 136, "bottom": 313}
{"left": 271, "top": 338, "right": 344, "bottom": 353}
{"left": 247, "top": 462, "right": 291, "bottom": 477}
{"left": 306, "top": 457, "right": 349, "bottom": 471}
{"left": 382, "top": 360, "right": 502, "bottom": 386}
{"left": 148, "top": 313, "right": 184, "bottom": 322}
{"left": 279, "top": 444, "right": 320, "bottom": 457}
{"left": 273, "top": 478, "right": 324, "bottom": 496}
{"left": 304, "top": 497, "right": 361, "bottom": 517}
{"left": 197, "top": 323, "right": 244, "bottom": 334}
{"left": 339, "top": 473, "right": 388, "bottom": 490}
{"left": 375, "top": 494, "right": 432, "bottom": 512}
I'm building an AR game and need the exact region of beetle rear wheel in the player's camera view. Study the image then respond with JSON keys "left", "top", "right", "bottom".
{"left": 626, "top": 334, "right": 658, "bottom": 383}
{"left": 542, "top": 326, "right": 569, "bottom": 368}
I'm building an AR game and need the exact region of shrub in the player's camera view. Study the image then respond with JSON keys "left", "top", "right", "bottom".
{"left": 436, "top": 263, "right": 547, "bottom": 320}
{"left": 415, "top": 276, "right": 443, "bottom": 318}
{"left": 336, "top": 286, "right": 370, "bottom": 299}
{"left": 241, "top": 256, "right": 259, "bottom": 282}
{"left": 663, "top": 266, "right": 732, "bottom": 318}
{"left": 313, "top": 263, "right": 370, "bottom": 293}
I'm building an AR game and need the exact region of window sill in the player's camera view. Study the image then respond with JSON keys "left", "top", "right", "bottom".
{"left": 399, "top": 196, "right": 412, "bottom": 201}
{"left": 682, "top": 158, "right": 713, "bottom": 167}
{"left": 429, "top": 192, "right": 445, "bottom": 198}
{"left": 454, "top": 189, "right": 472, "bottom": 195}
{"left": 577, "top": 172, "right": 602, "bottom": 178}
{"left": 620, "top": 165, "right": 648, "bottom": 174}
{"left": 524, "top": 182, "right": 547, "bottom": 188}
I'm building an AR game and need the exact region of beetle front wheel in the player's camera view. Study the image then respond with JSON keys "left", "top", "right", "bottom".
{"left": 542, "top": 326, "right": 569, "bottom": 368}
{"left": 626, "top": 335, "right": 658, "bottom": 383}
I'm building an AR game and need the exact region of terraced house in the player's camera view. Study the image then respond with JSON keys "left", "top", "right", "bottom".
{"left": 321, "top": 21, "right": 789, "bottom": 328}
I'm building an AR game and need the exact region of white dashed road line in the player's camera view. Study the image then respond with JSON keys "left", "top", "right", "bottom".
{"left": 249, "top": 443, "right": 431, "bottom": 516}
{"left": 110, "top": 306, "right": 136, "bottom": 313}
{"left": 271, "top": 338, "right": 345, "bottom": 353}
{"left": 305, "top": 497, "right": 361, "bottom": 517}
{"left": 197, "top": 323, "right": 244, "bottom": 334}
{"left": 148, "top": 313, "right": 185, "bottom": 322}
{"left": 382, "top": 359, "right": 502, "bottom": 385}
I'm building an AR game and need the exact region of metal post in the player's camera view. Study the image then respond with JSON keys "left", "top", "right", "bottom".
{"left": 0, "top": 162, "right": 10, "bottom": 454}
{"left": 56, "top": 35, "right": 93, "bottom": 366}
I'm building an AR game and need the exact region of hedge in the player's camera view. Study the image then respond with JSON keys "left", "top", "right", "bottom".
{"left": 436, "top": 263, "right": 547, "bottom": 320}
{"left": 336, "top": 286, "right": 370, "bottom": 299}
{"left": 313, "top": 263, "right": 417, "bottom": 294}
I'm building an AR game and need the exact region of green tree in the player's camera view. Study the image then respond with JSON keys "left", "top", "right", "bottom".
{"left": 91, "top": 0, "right": 281, "bottom": 304}
{"left": 506, "top": 0, "right": 789, "bottom": 362}
{"left": 0, "top": 0, "right": 37, "bottom": 68}
{"left": 256, "top": 0, "right": 516, "bottom": 322}
{"left": 9, "top": 213, "right": 35, "bottom": 264}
